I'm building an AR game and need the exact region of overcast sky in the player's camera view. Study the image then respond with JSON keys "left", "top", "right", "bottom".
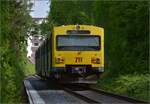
{"left": 30, "top": 0, "right": 50, "bottom": 18}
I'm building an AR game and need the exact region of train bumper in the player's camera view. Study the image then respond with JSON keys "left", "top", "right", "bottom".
{"left": 95, "top": 67, "right": 104, "bottom": 73}
{"left": 52, "top": 66, "right": 104, "bottom": 74}
{"left": 52, "top": 67, "right": 65, "bottom": 72}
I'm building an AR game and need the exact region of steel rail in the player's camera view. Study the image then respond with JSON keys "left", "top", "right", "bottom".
{"left": 24, "top": 80, "right": 34, "bottom": 104}
{"left": 62, "top": 83, "right": 148, "bottom": 104}
{"left": 23, "top": 75, "right": 149, "bottom": 104}
{"left": 88, "top": 87, "right": 148, "bottom": 104}
{"left": 63, "top": 87, "right": 99, "bottom": 103}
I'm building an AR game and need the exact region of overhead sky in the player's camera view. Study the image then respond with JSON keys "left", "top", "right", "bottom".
{"left": 30, "top": 0, "right": 50, "bottom": 18}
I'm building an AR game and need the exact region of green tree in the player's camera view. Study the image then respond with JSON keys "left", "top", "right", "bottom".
{"left": 0, "top": 0, "right": 32, "bottom": 103}
{"left": 43, "top": 0, "right": 149, "bottom": 101}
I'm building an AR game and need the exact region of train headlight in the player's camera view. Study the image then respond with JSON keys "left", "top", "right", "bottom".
{"left": 91, "top": 58, "right": 100, "bottom": 64}
{"left": 55, "top": 57, "right": 64, "bottom": 64}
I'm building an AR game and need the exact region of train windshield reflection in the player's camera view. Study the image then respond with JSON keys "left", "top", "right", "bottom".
{"left": 57, "top": 35, "right": 100, "bottom": 51}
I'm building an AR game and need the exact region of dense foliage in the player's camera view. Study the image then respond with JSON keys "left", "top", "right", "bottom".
{"left": 40, "top": 0, "right": 149, "bottom": 101}
{"left": 0, "top": 0, "right": 32, "bottom": 103}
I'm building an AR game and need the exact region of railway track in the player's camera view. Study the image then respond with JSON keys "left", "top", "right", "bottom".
{"left": 62, "top": 84, "right": 148, "bottom": 104}
{"left": 88, "top": 87, "right": 147, "bottom": 104}
{"left": 24, "top": 75, "right": 148, "bottom": 104}
{"left": 63, "top": 87, "right": 99, "bottom": 103}
{"left": 23, "top": 75, "right": 88, "bottom": 104}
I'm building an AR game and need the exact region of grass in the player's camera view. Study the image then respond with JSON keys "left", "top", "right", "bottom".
{"left": 24, "top": 60, "right": 35, "bottom": 76}
{"left": 96, "top": 74, "right": 150, "bottom": 102}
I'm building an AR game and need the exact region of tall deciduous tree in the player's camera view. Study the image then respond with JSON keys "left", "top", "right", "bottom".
{"left": 43, "top": 0, "right": 148, "bottom": 75}
{"left": 40, "top": 0, "right": 149, "bottom": 101}
{"left": 0, "top": 0, "right": 32, "bottom": 103}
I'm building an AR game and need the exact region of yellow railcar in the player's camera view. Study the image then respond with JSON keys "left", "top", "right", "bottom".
{"left": 35, "top": 25, "right": 104, "bottom": 83}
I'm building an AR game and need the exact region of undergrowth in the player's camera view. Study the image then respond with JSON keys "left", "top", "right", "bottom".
{"left": 97, "top": 74, "right": 150, "bottom": 102}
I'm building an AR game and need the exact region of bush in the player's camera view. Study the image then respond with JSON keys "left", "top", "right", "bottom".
{"left": 115, "top": 74, "right": 149, "bottom": 101}
{"left": 97, "top": 74, "right": 150, "bottom": 101}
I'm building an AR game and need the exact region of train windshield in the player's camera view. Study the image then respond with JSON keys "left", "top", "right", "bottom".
{"left": 57, "top": 35, "right": 100, "bottom": 51}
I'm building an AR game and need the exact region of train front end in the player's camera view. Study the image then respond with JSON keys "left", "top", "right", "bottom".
{"left": 52, "top": 25, "right": 104, "bottom": 83}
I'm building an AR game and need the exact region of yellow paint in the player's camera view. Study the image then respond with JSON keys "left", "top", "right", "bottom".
{"left": 52, "top": 25, "right": 104, "bottom": 68}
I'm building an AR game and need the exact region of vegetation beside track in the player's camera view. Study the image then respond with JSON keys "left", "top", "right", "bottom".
{"left": 25, "top": 59, "right": 35, "bottom": 76}
{"left": 40, "top": 0, "right": 149, "bottom": 102}
{"left": 97, "top": 74, "right": 149, "bottom": 101}
{"left": 0, "top": 0, "right": 33, "bottom": 103}
{"left": 0, "top": 0, "right": 149, "bottom": 103}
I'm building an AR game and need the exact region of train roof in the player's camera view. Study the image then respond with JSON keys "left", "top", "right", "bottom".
{"left": 53, "top": 25, "right": 104, "bottom": 30}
